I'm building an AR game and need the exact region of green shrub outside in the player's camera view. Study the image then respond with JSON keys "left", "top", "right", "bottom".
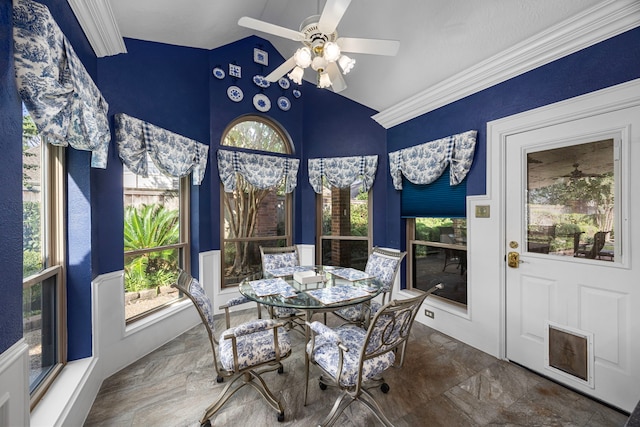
{"left": 124, "top": 204, "right": 180, "bottom": 293}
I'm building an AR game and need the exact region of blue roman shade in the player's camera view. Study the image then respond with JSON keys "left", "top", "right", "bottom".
{"left": 401, "top": 170, "right": 467, "bottom": 218}
{"left": 390, "top": 130, "right": 476, "bottom": 218}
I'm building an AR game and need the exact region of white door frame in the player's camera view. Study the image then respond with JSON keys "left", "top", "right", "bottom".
{"left": 487, "top": 78, "right": 640, "bottom": 360}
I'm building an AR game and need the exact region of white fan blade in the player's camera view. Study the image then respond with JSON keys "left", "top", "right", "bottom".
{"left": 326, "top": 62, "right": 347, "bottom": 93}
{"left": 265, "top": 56, "right": 297, "bottom": 82}
{"left": 337, "top": 37, "right": 400, "bottom": 56}
{"left": 318, "top": 0, "right": 352, "bottom": 34}
{"left": 238, "top": 17, "right": 305, "bottom": 42}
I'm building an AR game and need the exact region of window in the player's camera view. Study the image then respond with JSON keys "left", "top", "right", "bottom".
{"left": 407, "top": 218, "right": 467, "bottom": 306}
{"left": 22, "top": 107, "right": 66, "bottom": 408}
{"left": 317, "top": 178, "right": 371, "bottom": 270}
{"left": 123, "top": 160, "right": 189, "bottom": 322}
{"left": 220, "top": 116, "right": 293, "bottom": 287}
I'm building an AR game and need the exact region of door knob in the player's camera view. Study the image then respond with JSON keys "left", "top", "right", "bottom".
{"left": 507, "top": 251, "right": 520, "bottom": 268}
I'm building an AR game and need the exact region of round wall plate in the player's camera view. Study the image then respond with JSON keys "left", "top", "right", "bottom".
{"left": 278, "top": 78, "right": 290, "bottom": 89}
{"left": 227, "top": 85, "right": 243, "bottom": 102}
{"left": 277, "top": 96, "right": 291, "bottom": 111}
{"left": 253, "top": 93, "right": 271, "bottom": 112}
{"left": 213, "top": 67, "right": 225, "bottom": 79}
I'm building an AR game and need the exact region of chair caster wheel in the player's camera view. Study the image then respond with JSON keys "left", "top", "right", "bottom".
{"left": 201, "top": 420, "right": 211, "bottom": 427}
{"left": 381, "top": 383, "right": 390, "bottom": 393}
{"left": 216, "top": 375, "right": 224, "bottom": 383}
{"left": 277, "top": 412, "right": 285, "bottom": 422}
{"left": 278, "top": 366, "right": 284, "bottom": 374}
{"left": 319, "top": 381, "right": 327, "bottom": 390}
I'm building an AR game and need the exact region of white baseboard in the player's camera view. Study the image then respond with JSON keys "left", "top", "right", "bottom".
{"left": 0, "top": 339, "right": 29, "bottom": 427}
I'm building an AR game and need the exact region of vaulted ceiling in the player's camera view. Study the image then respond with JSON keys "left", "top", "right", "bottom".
{"left": 70, "top": 0, "right": 638, "bottom": 127}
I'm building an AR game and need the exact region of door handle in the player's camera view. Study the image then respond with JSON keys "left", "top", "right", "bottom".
{"left": 507, "top": 251, "right": 520, "bottom": 268}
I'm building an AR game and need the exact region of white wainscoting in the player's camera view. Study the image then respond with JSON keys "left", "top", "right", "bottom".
{"left": 0, "top": 339, "right": 29, "bottom": 427}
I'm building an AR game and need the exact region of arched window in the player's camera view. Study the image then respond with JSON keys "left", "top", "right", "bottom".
{"left": 220, "top": 116, "right": 294, "bottom": 287}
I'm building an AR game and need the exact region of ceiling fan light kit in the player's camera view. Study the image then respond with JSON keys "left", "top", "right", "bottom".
{"left": 238, "top": 0, "right": 399, "bottom": 93}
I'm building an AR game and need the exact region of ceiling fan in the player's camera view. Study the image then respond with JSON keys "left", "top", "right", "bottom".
{"left": 561, "top": 163, "right": 604, "bottom": 179}
{"left": 238, "top": 0, "right": 400, "bottom": 92}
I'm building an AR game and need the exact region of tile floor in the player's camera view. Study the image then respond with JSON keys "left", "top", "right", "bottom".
{"left": 85, "top": 308, "right": 629, "bottom": 427}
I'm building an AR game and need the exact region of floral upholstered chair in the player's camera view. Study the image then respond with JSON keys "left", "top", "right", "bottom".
{"left": 172, "top": 269, "right": 291, "bottom": 425}
{"left": 305, "top": 285, "right": 442, "bottom": 426}
{"left": 259, "top": 245, "right": 306, "bottom": 331}
{"left": 333, "top": 247, "right": 406, "bottom": 327}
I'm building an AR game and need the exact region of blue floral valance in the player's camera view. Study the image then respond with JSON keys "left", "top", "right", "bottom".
{"left": 13, "top": 0, "right": 111, "bottom": 169}
{"left": 217, "top": 149, "right": 299, "bottom": 194}
{"left": 308, "top": 155, "right": 378, "bottom": 194}
{"left": 115, "top": 114, "right": 209, "bottom": 185}
{"left": 388, "top": 130, "right": 477, "bottom": 190}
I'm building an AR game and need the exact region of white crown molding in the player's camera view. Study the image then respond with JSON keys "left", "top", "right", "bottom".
{"left": 67, "top": 0, "right": 127, "bottom": 57}
{"left": 372, "top": 0, "right": 640, "bottom": 129}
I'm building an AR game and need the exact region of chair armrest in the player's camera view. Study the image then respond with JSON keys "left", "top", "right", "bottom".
{"left": 219, "top": 295, "right": 251, "bottom": 309}
{"left": 307, "top": 321, "right": 347, "bottom": 351}
{"left": 224, "top": 319, "right": 284, "bottom": 339}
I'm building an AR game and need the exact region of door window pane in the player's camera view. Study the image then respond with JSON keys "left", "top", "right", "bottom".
{"left": 527, "top": 139, "right": 615, "bottom": 261}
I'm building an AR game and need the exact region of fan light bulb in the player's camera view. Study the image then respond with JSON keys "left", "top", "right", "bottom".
{"left": 288, "top": 66, "right": 304, "bottom": 85}
{"left": 311, "top": 56, "right": 328, "bottom": 72}
{"left": 322, "top": 42, "right": 341, "bottom": 62}
{"left": 338, "top": 55, "right": 356, "bottom": 74}
{"left": 318, "top": 72, "right": 331, "bottom": 88}
{"left": 294, "top": 47, "right": 312, "bottom": 68}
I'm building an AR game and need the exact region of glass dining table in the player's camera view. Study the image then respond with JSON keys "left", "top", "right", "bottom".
{"left": 238, "top": 265, "right": 384, "bottom": 404}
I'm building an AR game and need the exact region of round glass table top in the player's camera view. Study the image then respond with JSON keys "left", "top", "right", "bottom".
{"left": 239, "top": 266, "right": 383, "bottom": 311}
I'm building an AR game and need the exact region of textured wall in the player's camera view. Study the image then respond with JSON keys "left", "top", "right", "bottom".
{"left": 0, "top": 0, "right": 25, "bottom": 355}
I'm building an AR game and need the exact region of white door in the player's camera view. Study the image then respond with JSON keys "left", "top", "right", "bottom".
{"left": 505, "top": 105, "right": 640, "bottom": 411}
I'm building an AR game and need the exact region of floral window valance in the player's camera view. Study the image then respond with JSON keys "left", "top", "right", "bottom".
{"left": 308, "top": 155, "right": 378, "bottom": 194}
{"left": 217, "top": 149, "right": 299, "bottom": 194}
{"left": 13, "top": 0, "right": 111, "bottom": 169}
{"left": 115, "top": 114, "right": 209, "bottom": 185}
{"left": 388, "top": 130, "right": 477, "bottom": 190}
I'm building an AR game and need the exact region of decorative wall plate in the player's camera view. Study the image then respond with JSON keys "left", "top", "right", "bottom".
{"left": 212, "top": 67, "right": 225, "bottom": 79}
{"left": 278, "top": 78, "right": 290, "bottom": 89}
{"left": 277, "top": 96, "right": 291, "bottom": 111}
{"left": 229, "top": 64, "right": 241, "bottom": 78}
{"left": 252, "top": 75, "right": 270, "bottom": 88}
{"left": 227, "top": 85, "right": 244, "bottom": 102}
{"left": 292, "top": 89, "right": 301, "bottom": 98}
{"left": 254, "top": 48, "right": 268, "bottom": 66}
{"left": 253, "top": 93, "right": 271, "bottom": 112}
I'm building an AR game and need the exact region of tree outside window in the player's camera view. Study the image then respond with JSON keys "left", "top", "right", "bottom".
{"left": 220, "top": 116, "right": 293, "bottom": 287}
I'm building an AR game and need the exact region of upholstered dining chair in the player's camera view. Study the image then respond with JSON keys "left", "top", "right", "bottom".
{"left": 333, "top": 247, "right": 406, "bottom": 327}
{"left": 172, "top": 269, "right": 291, "bottom": 425}
{"left": 259, "top": 245, "right": 306, "bottom": 331}
{"left": 305, "top": 285, "right": 442, "bottom": 426}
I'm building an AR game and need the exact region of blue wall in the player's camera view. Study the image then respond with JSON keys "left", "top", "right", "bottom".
{"left": 299, "top": 88, "right": 387, "bottom": 246}
{"left": 207, "top": 36, "right": 305, "bottom": 250}
{"left": 96, "top": 38, "right": 210, "bottom": 276}
{"left": 386, "top": 26, "right": 640, "bottom": 250}
{"left": 0, "top": 0, "right": 24, "bottom": 355}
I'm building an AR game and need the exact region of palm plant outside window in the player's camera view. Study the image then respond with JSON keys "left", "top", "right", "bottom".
{"left": 123, "top": 159, "right": 189, "bottom": 322}
{"left": 220, "top": 116, "right": 293, "bottom": 287}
